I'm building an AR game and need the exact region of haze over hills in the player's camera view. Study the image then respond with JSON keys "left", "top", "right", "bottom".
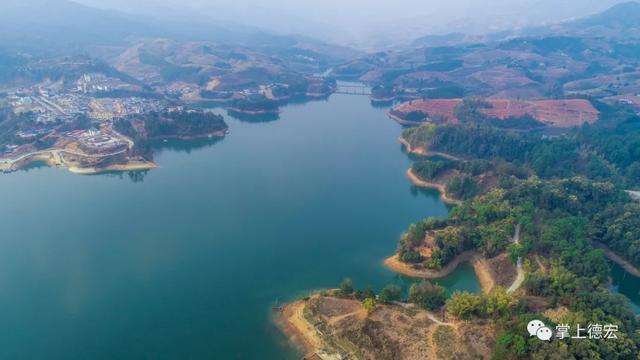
{"left": 0, "top": 0, "right": 164, "bottom": 53}
{"left": 3, "top": 0, "right": 640, "bottom": 100}
{"left": 0, "top": 0, "right": 357, "bottom": 60}
{"left": 412, "top": 1, "right": 640, "bottom": 47}
{"left": 74, "top": 0, "right": 631, "bottom": 49}
{"left": 4, "top": 0, "right": 639, "bottom": 57}
{"left": 1, "top": 1, "right": 640, "bottom": 359}
{"left": 573, "top": 1, "right": 640, "bottom": 28}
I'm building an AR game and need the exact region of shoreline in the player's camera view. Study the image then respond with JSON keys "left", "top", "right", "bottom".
{"left": 594, "top": 243, "right": 640, "bottom": 278}
{"left": 2, "top": 149, "right": 158, "bottom": 176}
{"left": 384, "top": 250, "right": 495, "bottom": 293}
{"left": 387, "top": 111, "right": 425, "bottom": 126}
{"left": 472, "top": 257, "right": 496, "bottom": 294}
{"left": 68, "top": 160, "right": 158, "bottom": 175}
{"left": 384, "top": 253, "right": 495, "bottom": 293}
{"left": 398, "top": 137, "right": 461, "bottom": 161}
{"left": 399, "top": 136, "right": 427, "bottom": 155}
{"left": 277, "top": 298, "right": 327, "bottom": 358}
{"left": 305, "top": 92, "right": 332, "bottom": 98}
{"left": 370, "top": 96, "right": 396, "bottom": 103}
{"left": 2, "top": 128, "right": 227, "bottom": 175}
{"left": 383, "top": 251, "right": 476, "bottom": 279}
{"left": 149, "top": 129, "right": 227, "bottom": 141}
{"left": 226, "top": 107, "right": 280, "bottom": 115}
{"left": 407, "top": 168, "right": 463, "bottom": 205}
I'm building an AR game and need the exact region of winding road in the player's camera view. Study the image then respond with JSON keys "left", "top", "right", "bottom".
{"left": 626, "top": 190, "right": 640, "bottom": 201}
{"left": 507, "top": 224, "right": 524, "bottom": 294}
{"left": 392, "top": 301, "right": 454, "bottom": 326}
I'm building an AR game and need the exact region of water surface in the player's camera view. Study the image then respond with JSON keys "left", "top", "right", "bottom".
{"left": 610, "top": 262, "right": 640, "bottom": 314}
{"left": 0, "top": 93, "right": 478, "bottom": 359}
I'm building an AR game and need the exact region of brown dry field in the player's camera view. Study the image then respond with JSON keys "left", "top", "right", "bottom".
{"left": 470, "top": 66, "right": 538, "bottom": 89}
{"left": 287, "top": 296, "right": 494, "bottom": 359}
{"left": 484, "top": 253, "right": 517, "bottom": 289}
{"left": 394, "top": 98, "right": 599, "bottom": 128}
{"left": 395, "top": 99, "right": 461, "bottom": 122}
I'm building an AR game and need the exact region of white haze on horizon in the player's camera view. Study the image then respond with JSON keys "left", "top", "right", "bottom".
{"left": 74, "top": 0, "right": 629, "bottom": 48}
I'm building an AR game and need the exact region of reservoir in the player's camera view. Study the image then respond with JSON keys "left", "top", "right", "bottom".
{"left": 0, "top": 92, "right": 482, "bottom": 359}
{"left": 610, "top": 262, "right": 640, "bottom": 314}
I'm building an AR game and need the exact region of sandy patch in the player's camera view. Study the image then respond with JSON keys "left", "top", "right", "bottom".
{"left": 407, "top": 168, "right": 463, "bottom": 205}
{"left": 399, "top": 137, "right": 461, "bottom": 161}
{"left": 279, "top": 300, "right": 324, "bottom": 356}
{"left": 68, "top": 160, "right": 158, "bottom": 175}
{"left": 384, "top": 251, "right": 476, "bottom": 279}
{"left": 472, "top": 257, "right": 495, "bottom": 294}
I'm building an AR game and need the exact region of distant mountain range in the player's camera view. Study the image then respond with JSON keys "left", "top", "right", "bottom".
{"left": 3, "top": 0, "right": 640, "bottom": 60}
{"left": 0, "top": 0, "right": 161, "bottom": 53}
{"left": 571, "top": 1, "right": 640, "bottom": 28}
{"left": 412, "top": 1, "right": 640, "bottom": 48}
{"left": 0, "top": 0, "right": 357, "bottom": 60}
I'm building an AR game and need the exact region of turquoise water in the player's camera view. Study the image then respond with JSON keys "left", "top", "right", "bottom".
{"left": 610, "top": 262, "right": 640, "bottom": 314}
{"left": 0, "top": 93, "right": 478, "bottom": 359}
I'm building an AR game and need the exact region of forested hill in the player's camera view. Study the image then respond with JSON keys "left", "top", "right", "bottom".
{"left": 395, "top": 100, "right": 640, "bottom": 357}
{"left": 402, "top": 101, "right": 640, "bottom": 189}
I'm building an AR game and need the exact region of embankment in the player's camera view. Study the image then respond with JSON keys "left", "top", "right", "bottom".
{"left": 594, "top": 243, "right": 640, "bottom": 278}
{"left": 68, "top": 160, "right": 158, "bottom": 175}
{"left": 384, "top": 251, "right": 476, "bottom": 280}
{"left": 278, "top": 300, "right": 325, "bottom": 356}
{"left": 407, "top": 168, "right": 463, "bottom": 205}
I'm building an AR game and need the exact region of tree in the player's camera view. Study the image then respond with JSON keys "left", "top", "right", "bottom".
{"left": 446, "top": 174, "right": 479, "bottom": 200}
{"left": 524, "top": 271, "right": 551, "bottom": 296}
{"left": 408, "top": 282, "right": 448, "bottom": 310}
{"left": 485, "top": 287, "right": 517, "bottom": 317}
{"left": 362, "top": 297, "right": 376, "bottom": 314}
{"left": 399, "top": 247, "right": 424, "bottom": 264}
{"left": 362, "top": 287, "right": 376, "bottom": 300}
{"left": 507, "top": 242, "right": 524, "bottom": 264}
{"left": 378, "top": 284, "right": 402, "bottom": 304}
{"left": 626, "top": 162, "right": 640, "bottom": 187}
{"left": 493, "top": 333, "right": 527, "bottom": 360}
{"left": 446, "top": 291, "right": 485, "bottom": 320}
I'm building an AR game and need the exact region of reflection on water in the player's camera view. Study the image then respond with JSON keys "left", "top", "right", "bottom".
{"left": 151, "top": 137, "right": 225, "bottom": 154}
{"left": 15, "top": 160, "right": 49, "bottom": 172}
{"left": 388, "top": 262, "right": 481, "bottom": 298}
{"left": 0, "top": 93, "right": 472, "bottom": 359}
{"left": 127, "top": 171, "right": 148, "bottom": 183}
{"left": 370, "top": 100, "right": 394, "bottom": 109}
{"left": 281, "top": 94, "right": 331, "bottom": 106}
{"left": 410, "top": 185, "right": 440, "bottom": 198}
{"left": 610, "top": 261, "right": 640, "bottom": 314}
{"left": 100, "top": 170, "right": 149, "bottom": 183}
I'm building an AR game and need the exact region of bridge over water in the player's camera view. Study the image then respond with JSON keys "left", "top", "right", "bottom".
{"left": 334, "top": 84, "right": 372, "bottom": 96}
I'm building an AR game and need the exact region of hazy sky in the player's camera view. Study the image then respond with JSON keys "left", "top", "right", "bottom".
{"left": 75, "top": 0, "right": 629, "bottom": 47}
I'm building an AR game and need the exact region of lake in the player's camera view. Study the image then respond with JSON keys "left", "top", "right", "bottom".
{"left": 610, "top": 262, "right": 640, "bottom": 314}
{"left": 0, "top": 92, "right": 482, "bottom": 359}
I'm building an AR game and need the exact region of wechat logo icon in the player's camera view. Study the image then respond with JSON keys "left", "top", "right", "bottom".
{"left": 528, "top": 320, "right": 553, "bottom": 341}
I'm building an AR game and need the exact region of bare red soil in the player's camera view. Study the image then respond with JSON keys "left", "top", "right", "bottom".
{"left": 393, "top": 98, "right": 599, "bottom": 128}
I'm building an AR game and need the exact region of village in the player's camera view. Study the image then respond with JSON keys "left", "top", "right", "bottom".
{"left": 0, "top": 72, "right": 164, "bottom": 173}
